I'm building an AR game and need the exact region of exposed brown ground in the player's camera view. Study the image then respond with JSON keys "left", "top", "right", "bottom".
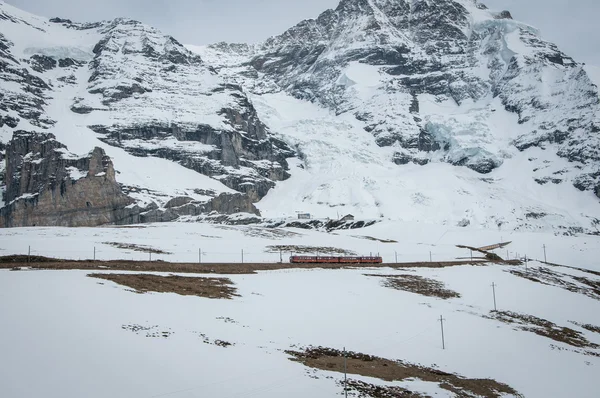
{"left": 488, "top": 311, "right": 600, "bottom": 351}
{"left": 1, "top": 255, "right": 503, "bottom": 274}
{"left": 366, "top": 274, "right": 461, "bottom": 299}
{"left": 570, "top": 321, "right": 600, "bottom": 334}
{"left": 103, "top": 242, "right": 171, "bottom": 254}
{"left": 89, "top": 273, "right": 238, "bottom": 299}
{"left": 509, "top": 267, "right": 600, "bottom": 301}
{"left": 286, "top": 347, "right": 522, "bottom": 398}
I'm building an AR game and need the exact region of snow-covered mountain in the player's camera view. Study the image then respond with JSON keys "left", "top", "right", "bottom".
{"left": 1, "top": 0, "right": 599, "bottom": 232}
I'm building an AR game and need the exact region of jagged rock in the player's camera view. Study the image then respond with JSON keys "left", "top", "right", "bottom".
{"left": 164, "top": 197, "right": 194, "bottom": 209}
{"left": 494, "top": 10, "right": 513, "bottom": 20}
{"left": 91, "top": 118, "right": 293, "bottom": 201}
{"left": 49, "top": 17, "right": 73, "bottom": 24}
{"left": 58, "top": 58, "right": 81, "bottom": 68}
{"left": 29, "top": 54, "right": 57, "bottom": 73}
{"left": 0, "top": 132, "right": 141, "bottom": 227}
{"left": 206, "top": 193, "right": 260, "bottom": 216}
{"left": 1, "top": 35, "right": 55, "bottom": 129}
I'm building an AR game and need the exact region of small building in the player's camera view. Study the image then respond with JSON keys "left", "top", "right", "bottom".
{"left": 341, "top": 214, "right": 355, "bottom": 221}
{"left": 298, "top": 213, "right": 311, "bottom": 220}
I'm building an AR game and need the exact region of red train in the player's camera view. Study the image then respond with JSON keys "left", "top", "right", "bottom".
{"left": 289, "top": 256, "right": 383, "bottom": 264}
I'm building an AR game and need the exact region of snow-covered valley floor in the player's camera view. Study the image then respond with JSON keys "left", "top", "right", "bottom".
{"left": 1, "top": 222, "right": 600, "bottom": 397}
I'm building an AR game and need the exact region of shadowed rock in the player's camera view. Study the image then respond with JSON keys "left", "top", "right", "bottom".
{"left": 0, "top": 131, "right": 141, "bottom": 227}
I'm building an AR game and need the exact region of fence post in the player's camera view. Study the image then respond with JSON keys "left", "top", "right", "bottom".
{"left": 28, "top": 246, "right": 31, "bottom": 263}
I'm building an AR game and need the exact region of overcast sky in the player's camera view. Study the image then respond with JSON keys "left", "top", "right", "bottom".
{"left": 7, "top": 0, "right": 600, "bottom": 65}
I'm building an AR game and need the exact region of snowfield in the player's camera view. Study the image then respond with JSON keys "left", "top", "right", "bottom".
{"left": 2, "top": 221, "right": 600, "bottom": 397}
{"left": 1, "top": 220, "right": 600, "bottom": 398}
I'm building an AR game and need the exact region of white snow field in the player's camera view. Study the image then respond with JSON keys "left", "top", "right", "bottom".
{"left": 250, "top": 91, "right": 600, "bottom": 233}
{"left": 2, "top": 221, "right": 600, "bottom": 397}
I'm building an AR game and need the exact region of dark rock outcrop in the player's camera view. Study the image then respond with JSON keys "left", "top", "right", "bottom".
{"left": 0, "top": 33, "right": 55, "bottom": 129}
{"left": 0, "top": 131, "right": 141, "bottom": 227}
{"left": 29, "top": 54, "right": 57, "bottom": 72}
{"left": 164, "top": 196, "right": 194, "bottom": 209}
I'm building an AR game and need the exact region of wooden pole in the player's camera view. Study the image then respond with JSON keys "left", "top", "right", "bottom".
{"left": 439, "top": 316, "right": 445, "bottom": 350}
{"left": 344, "top": 347, "right": 348, "bottom": 398}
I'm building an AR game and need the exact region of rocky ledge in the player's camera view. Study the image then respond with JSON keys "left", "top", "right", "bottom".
{"left": 0, "top": 131, "right": 138, "bottom": 227}
{"left": 0, "top": 132, "right": 263, "bottom": 227}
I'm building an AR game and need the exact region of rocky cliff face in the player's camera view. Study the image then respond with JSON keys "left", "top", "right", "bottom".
{"left": 0, "top": 131, "right": 262, "bottom": 227}
{"left": 0, "top": 3, "right": 294, "bottom": 223}
{"left": 202, "top": 0, "right": 600, "bottom": 196}
{"left": 0, "top": 131, "right": 138, "bottom": 227}
{"left": 64, "top": 17, "right": 294, "bottom": 201}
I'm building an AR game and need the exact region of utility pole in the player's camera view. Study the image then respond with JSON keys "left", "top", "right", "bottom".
{"left": 149, "top": 251, "right": 152, "bottom": 262}
{"left": 279, "top": 249, "right": 283, "bottom": 263}
{"left": 429, "top": 251, "right": 432, "bottom": 262}
{"left": 543, "top": 244, "right": 547, "bottom": 263}
{"left": 470, "top": 250, "right": 473, "bottom": 261}
{"left": 491, "top": 282, "right": 497, "bottom": 312}
{"left": 241, "top": 249, "right": 244, "bottom": 263}
{"left": 395, "top": 251, "right": 398, "bottom": 263}
{"left": 439, "top": 316, "right": 445, "bottom": 350}
{"left": 199, "top": 248, "right": 202, "bottom": 264}
{"left": 28, "top": 246, "right": 30, "bottom": 263}
{"left": 343, "top": 347, "right": 348, "bottom": 398}
{"left": 94, "top": 246, "right": 96, "bottom": 261}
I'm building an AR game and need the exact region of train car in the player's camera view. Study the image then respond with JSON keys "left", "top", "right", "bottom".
{"left": 289, "top": 256, "right": 383, "bottom": 264}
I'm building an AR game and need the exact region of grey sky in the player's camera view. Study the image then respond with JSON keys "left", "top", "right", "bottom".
{"left": 7, "top": 0, "right": 600, "bottom": 65}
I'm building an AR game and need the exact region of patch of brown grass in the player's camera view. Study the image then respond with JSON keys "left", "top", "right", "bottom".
{"left": 103, "top": 242, "right": 171, "bottom": 254}
{"left": 286, "top": 347, "right": 521, "bottom": 398}
{"left": 89, "top": 273, "right": 238, "bottom": 299}
{"left": 367, "top": 274, "right": 461, "bottom": 299}
{"left": 489, "top": 311, "right": 600, "bottom": 350}
{"left": 570, "top": 321, "right": 600, "bottom": 334}
{"left": 509, "top": 267, "right": 600, "bottom": 301}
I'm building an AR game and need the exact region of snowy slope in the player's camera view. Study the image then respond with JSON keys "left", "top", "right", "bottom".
{"left": 1, "top": 0, "right": 599, "bottom": 231}
{"left": 1, "top": 227, "right": 600, "bottom": 397}
{"left": 249, "top": 91, "right": 600, "bottom": 232}
{"left": 186, "top": 0, "right": 600, "bottom": 232}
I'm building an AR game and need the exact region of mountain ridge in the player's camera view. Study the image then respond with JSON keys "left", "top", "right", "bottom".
{"left": 1, "top": 0, "right": 599, "bottom": 232}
